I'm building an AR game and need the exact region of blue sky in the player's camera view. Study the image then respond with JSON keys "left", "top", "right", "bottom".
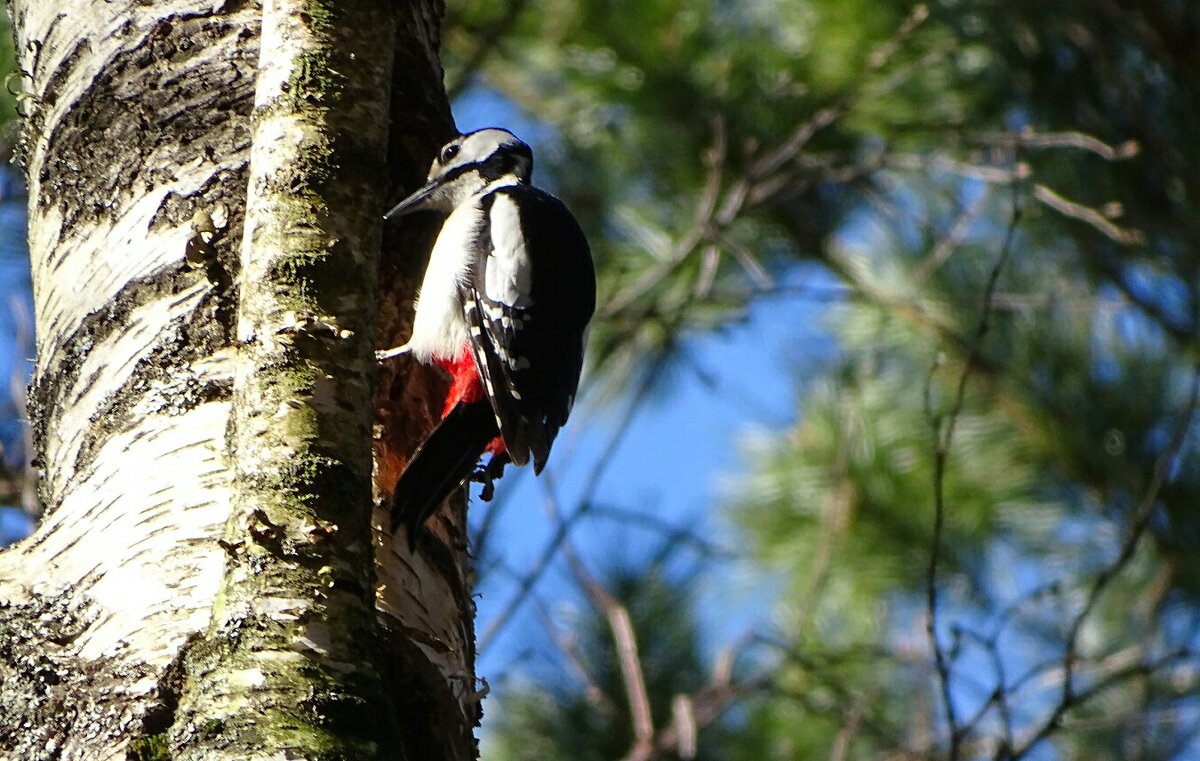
{"left": 0, "top": 168, "right": 31, "bottom": 546}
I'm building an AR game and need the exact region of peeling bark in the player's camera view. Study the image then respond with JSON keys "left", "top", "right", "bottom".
{"left": 0, "top": 0, "right": 474, "bottom": 759}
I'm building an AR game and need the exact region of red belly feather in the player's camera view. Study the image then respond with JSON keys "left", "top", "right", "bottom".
{"left": 434, "top": 350, "right": 507, "bottom": 455}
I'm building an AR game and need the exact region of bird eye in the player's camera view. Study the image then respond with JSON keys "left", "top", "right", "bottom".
{"left": 441, "top": 144, "right": 461, "bottom": 163}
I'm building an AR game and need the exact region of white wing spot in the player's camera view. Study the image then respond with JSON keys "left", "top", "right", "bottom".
{"left": 486, "top": 195, "right": 533, "bottom": 308}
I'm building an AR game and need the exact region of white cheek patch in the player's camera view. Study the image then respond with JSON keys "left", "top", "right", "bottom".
{"left": 486, "top": 195, "right": 534, "bottom": 308}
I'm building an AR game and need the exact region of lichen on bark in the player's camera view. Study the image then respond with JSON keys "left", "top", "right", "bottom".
{"left": 170, "top": 1, "right": 401, "bottom": 758}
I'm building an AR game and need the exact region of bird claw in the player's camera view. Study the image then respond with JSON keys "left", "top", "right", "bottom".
{"left": 472, "top": 453, "right": 510, "bottom": 501}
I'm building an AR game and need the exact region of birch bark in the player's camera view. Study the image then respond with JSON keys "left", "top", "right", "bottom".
{"left": 0, "top": 1, "right": 475, "bottom": 758}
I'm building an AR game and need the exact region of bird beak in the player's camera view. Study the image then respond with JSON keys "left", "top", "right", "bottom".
{"left": 384, "top": 179, "right": 442, "bottom": 220}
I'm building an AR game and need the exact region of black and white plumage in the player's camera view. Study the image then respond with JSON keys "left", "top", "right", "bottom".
{"left": 382, "top": 128, "right": 595, "bottom": 543}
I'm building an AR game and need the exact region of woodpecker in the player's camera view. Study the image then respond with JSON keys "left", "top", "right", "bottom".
{"left": 381, "top": 128, "right": 595, "bottom": 545}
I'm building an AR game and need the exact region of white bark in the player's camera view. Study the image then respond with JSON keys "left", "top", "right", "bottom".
{"left": 0, "top": 0, "right": 478, "bottom": 759}
{"left": 0, "top": 1, "right": 254, "bottom": 757}
{"left": 171, "top": 0, "right": 396, "bottom": 754}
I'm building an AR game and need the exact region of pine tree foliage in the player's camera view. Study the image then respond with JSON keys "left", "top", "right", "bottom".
{"left": 444, "top": 0, "right": 1200, "bottom": 758}
{"left": 487, "top": 555, "right": 742, "bottom": 761}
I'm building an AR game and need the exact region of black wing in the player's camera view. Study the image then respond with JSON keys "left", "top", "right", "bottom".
{"left": 462, "top": 184, "right": 596, "bottom": 471}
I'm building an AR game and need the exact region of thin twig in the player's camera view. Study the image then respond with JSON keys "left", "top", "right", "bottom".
{"left": 631, "top": 678, "right": 771, "bottom": 761}
{"left": 607, "top": 601, "right": 656, "bottom": 753}
{"left": 1009, "top": 361, "right": 1200, "bottom": 759}
{"left": 671, "top": 694, "right": 698, "bottom": 760}
{"left": 478, "top": 348, "right": 670, "bottom": 654}
{"left": 1033, "top": 183, "right": 1146, "bottom": 246}
{"left": 828, "top": 691, "right": 871, "bottom": 761}
{"left": 1011, "top": 646, "right": 1197, "bottom": 757}
{"left": 528, "top": 592, "right": 615, "bottom": 713}
{"left": 913, "top": 184, "right": 993, "bottom": 286}
{"left": 970, "top": 129, "right": 1139, "bottom": 161}
{"left": 603, "top": 117, "right": 727, "bottom": 317}
{"left": 885, "top": 152, "right": 1032, "bottom": 185}
{"left": 584, "top": 504, "right": 726, "bottom": 557}
{"left": 606, "top": 4, "right": 934, "bottom": 321}
{"left": 926, "top": 140, "right": 1025, "bottom": 759}
{"left": 539, "top": 477, "right": 656, "bottom": 758}
{"left": 754, "top": 635, "right": 916, "bottom": 752}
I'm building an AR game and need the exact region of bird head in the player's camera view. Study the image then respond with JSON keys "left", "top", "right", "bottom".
{"left": 384, "top": 128, "right": 534, "bottom": 219}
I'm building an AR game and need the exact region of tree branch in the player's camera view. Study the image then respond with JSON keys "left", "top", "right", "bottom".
{"left": 926, "top": 140, "right": 1024, "bottom": 759}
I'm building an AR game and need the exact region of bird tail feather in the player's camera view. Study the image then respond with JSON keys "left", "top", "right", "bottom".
{"left": 391, "top": 400, "right": 499, "bottom": 548}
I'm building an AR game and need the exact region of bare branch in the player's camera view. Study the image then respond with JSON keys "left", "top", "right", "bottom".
{"left": 885, "top": 152, "right": 1032, "bottom": 185}
{"left": 869, "top": 3, "right": 931, "bottom": 68}
{"left": 603, "top": 117, "right": 727, "bottom": 317}
{"left": 627, "top": 677, "right": 772, "bottom": 761}
{"left": 604, "top": 3, "right": 936, "bottom": 322}
{"left": 926, "top": 141, "right": 1025, "bottom": 759}
{"left": 755, "top": 635, "right": 916, "bottom": 752}
{"left": 913, "top": 184, "right": 993, "bottom": 285}
{"left": 671, "top": 694, "right": 698, "bottom": 760}
{"left": 828, "top": 691, "right": 871, "bottom": 761}
{"left": 743, "top": 106, "right": 840, "bottom": 186}
{"left": 478, "top": 349, "right": 670, "bottom": 654}
{"left": 1009, "top": 359, "right": 1200, "bottom": 759}
{"left": 1011, "top": 646, "right": 1197, "bottom": 757}
{"left": 608, "top": 601, "right": 656, "bottom": 753}
{"left": 971, "top": 129, "right": 1140, "bottom": 161}
{"left": 584, "top": 504, "right": 727, "bottom": 557}
{"left": 529, "top": 593, "right": 616, "bottom": 714}
{"left": 1033, "top": 183, "right": 1146, "bottom": 246}
{"left": 540, "top": 482, "right": 656, "bottom": 758}
{"left": 693, "top": 243, "right": 722, "bottom": 300}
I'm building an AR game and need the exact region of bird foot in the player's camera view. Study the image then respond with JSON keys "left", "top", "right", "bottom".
{"left": 472, "top": 453, "right": 510, "bottom": 501}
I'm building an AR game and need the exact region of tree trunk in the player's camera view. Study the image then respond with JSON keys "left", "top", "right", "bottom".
{"left": 0, "top": 1, "right": 474, "bottom": 759}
